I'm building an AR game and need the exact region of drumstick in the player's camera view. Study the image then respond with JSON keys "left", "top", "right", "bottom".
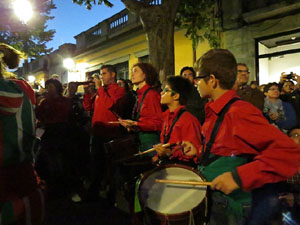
{"left": 134, "top": 143, "right": 172, "bottom": 156}
{"left": 155, "top": 179, "right": 212, "bottom": 186}
{"left": 108, "top": 121, "right": 121, "bottom": 124}
{"left": 113, "top": 143, "right": 176, "bottom": 164}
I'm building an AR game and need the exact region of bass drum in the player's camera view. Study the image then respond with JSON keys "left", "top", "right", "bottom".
{"left": 138, "top": 164, "right": 208, "bottom": 225}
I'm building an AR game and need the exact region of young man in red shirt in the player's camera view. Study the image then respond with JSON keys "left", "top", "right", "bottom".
{"left": 153, "top": 76, "right": 202, "bottom": 166}
{"left": 192, "top": 49, "right": 300, "bottom": 225}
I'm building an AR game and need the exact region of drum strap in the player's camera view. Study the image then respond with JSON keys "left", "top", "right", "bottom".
{"left": 189, "top": 210, "right": 195, "bottom": 225}
{"left": 133, "top": 87, "right": 153, "bottom": 121}
{"left": 163, "top": 108, "right": 186, "bottom": 144}
{"left": 199, "top": 97, "right": 240, "bottom": 166}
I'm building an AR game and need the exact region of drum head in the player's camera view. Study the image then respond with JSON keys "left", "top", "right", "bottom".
{"left": 139, "top": 166, "right": 206, "bottom": 214}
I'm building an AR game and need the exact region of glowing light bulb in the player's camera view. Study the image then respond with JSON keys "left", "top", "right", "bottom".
{"left": 13, "top": 0, "right": 33, "bottom": 24}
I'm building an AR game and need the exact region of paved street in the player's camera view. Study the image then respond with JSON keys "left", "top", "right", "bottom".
{"left": 45, "top": 196, "right": 132, "bottom": 225}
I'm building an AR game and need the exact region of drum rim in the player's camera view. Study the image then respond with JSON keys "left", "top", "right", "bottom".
{"left": 138, "top": 163, "right": 207, "bottom": 220}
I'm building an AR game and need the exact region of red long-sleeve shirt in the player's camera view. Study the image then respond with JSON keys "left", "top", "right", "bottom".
{"left": 161, "top": 106, "right": 202, "bottom": 161}
{"left": 83, "top": 92, "right": 96, "bottom": 112}
{"left": 36, "top": 95, "right": 72, "bottom": 125}
{"left": 202, "top": 90, "right": 300, "bottom": 191}
{"left": 92, "top": 83, "right": 126, "bottom": 126}
{"left": 136, "top": 84, "right": 163, "bottom": 132}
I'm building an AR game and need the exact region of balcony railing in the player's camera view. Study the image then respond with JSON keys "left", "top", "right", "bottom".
{"left": 110, "top": 14, "right": 128, "bottom": 30}
{"left": 77, "top": 9, "right": 141, "bottom": 51}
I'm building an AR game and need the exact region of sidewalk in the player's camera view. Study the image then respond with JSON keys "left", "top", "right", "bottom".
{"left": 44, "top": 196, "right": 132, "bottom": 225}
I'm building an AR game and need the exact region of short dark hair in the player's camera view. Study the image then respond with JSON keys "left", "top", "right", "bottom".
{"left": 263, "top": 82, "right": 280, "bottom": 93}
{"left": 196, "top": 49, "right": 237, "bottom": 89}
{"left": 45, "top": 78, "right": 63, "bottom": 95}
{"left": 117, "top": 78, "right": 129, "bottom": 92}
{"left": 237, "top": 63, "right": 249, "bottom": 71}
{"left": 180, "top": 66, "right": 196, "bottom": 79}
{"left": 166, "top": 76, "right": 192, "bottom": 105}
{"left": 288, "top": 126, "right": 300, "bottom": 136}
{"left": 100, "top": 64, "right": 117, "bottom": 74}
{"left": 132, "top": 62, "right": 160, "bottom": 87}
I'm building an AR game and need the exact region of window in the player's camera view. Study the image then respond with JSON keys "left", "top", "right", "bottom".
{"left": 92, "top": 28, "right": 102, "bottom": 36}
{"left": 114, "top": 61, "right": 129, "bottom": 79}
{"left": 138, "top": 55, "right": 149, "bottom": 63}
{"left": 256, "top": 30, "right": 300, "bottom": 85}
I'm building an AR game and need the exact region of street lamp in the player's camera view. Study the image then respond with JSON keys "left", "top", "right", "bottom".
{"left": 28, "top": 75, "right": 35, "bottom": 83}
{"left": 13, "top": 0, "right": 33, "bottom": 24}
{"left": 63, "top": 58, "right": 75, "bottom": 70}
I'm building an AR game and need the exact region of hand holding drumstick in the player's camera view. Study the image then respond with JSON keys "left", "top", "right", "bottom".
{"left": 118, "top": 118, "right": 138, "bottom": 132}
{"left": 152, "top": 141, "right": 198, "bottom": 163}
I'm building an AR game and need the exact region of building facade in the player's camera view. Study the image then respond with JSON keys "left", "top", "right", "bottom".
{"left": 72, "top": 8, "right": 210, "bottom": 81}
{"left": 16, "top": 43, "right": 76, "bottom": 87}
{"left": 222, "top": 0, "right": 300, "bottom": 84}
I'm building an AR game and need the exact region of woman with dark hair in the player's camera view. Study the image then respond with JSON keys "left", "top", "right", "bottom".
{"left": 35, "top": 78, "right": 72, "bottom": 195}
{"left": 119, "top": 62, "right": 163, "bottom": 153}
{"left": 36, "top": 78, "right": 71, "bottom": 125}
{"left": 0, "top": 43, "right": 45, "bottom": 225}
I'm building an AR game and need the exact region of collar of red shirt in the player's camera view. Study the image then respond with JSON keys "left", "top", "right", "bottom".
{"left": 163, "top": 105, "right": 186, "bottom": 120}
{"left": 206, "top": 90, "right": 240, "bottom": 114}
{"left": 136, "top": 83, "right": 151, "bottom": 96}
{"left": 103, "top": 82, "right": 119, "bottom": 90}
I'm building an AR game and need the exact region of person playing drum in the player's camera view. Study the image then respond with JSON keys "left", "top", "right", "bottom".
{"left": 188, "top": 49, "right": 300, "bottom": 225}
{"left": 152, "top": 76, "right": 202, "bottom": 167}
{"left": 119, "top": 63, "right": 163, "bottom": 155}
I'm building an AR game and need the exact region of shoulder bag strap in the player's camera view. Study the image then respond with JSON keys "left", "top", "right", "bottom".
{"left": 135, "top": 88, "right": 153, "bottom": 121}
{"left": 163, "top": 108, "right": 186, "bottom": 144}
{"left": 200, "top": 97, "right": 240, "bottom": 166}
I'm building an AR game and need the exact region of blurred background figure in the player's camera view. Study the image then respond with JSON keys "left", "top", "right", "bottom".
{"left": 65, "top": 81, "right": 91, "bottom": 202}
{"left": 278, "top": 127, "right": 300, "bottom": 225}
{"left": 83, "top": 75, "right": 98, "bottom": 118}
{"left": 180, "top": 66, "right": 207, "bottom": 124}
{"left": 279, "top": 72, "right": 300, "bottom": 127}
{"left": 51, "top": 73, "right": 60, "bottom": 80}
{"left": 250, "top": 81, "right": 259, "bottom": 89}
{"left": 35, "top": 78, "right": 73, "bottom": 196}
{"left": 234, "top": 63, "right": 264, "bottom": 110}
{"left": 263, "top": 82, "right": 297, "bottom": 132}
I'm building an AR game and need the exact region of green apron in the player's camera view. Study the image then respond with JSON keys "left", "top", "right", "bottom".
{"left": 199, "top": 155, "right": 252, "bottom": 218}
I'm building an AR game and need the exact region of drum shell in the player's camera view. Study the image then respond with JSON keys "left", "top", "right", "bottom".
{"left": 138, "top": 164, "right": 207, "bottom": 225}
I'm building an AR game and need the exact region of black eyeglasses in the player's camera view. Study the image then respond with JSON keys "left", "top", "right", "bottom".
{"left": 195, "top": 74, "right": 210, "bottom": 81}
{"left": 162, "top": 88, "right": 177, "bottom": 94}
{"left": 237, "top": 70, "right": 249, "bottom": 73}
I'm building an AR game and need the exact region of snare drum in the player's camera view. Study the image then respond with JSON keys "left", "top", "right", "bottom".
{"left": 138, "top": 164, "right": 207, "bottom": 225}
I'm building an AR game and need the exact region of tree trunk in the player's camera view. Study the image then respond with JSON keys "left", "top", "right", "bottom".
{"left": 122, "top": 0, "right": 180, "bottom": 82}
{"left": 144, "top": 14, "right": 176, "bottom": 81}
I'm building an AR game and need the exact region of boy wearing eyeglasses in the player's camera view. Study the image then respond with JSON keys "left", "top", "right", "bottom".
{"left": 191, "top": 49, "right": 300, "bottom": 225}
{"left": 152, "top": 76, "right": 202, "bottom": 166}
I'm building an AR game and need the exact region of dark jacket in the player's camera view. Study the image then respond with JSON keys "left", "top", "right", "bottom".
{"left": 236, "top": 85, "right": 264, "bottom": 111}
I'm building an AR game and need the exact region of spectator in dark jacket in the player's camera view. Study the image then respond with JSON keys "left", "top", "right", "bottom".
{"left": 279, "top": 72, "right": 300, "bottom": 126}
{"left": 180, "top": 66, "right": 207, "bottom": 124}
{"left": 234, "top": 63, "right": 264, "bottom": 110}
